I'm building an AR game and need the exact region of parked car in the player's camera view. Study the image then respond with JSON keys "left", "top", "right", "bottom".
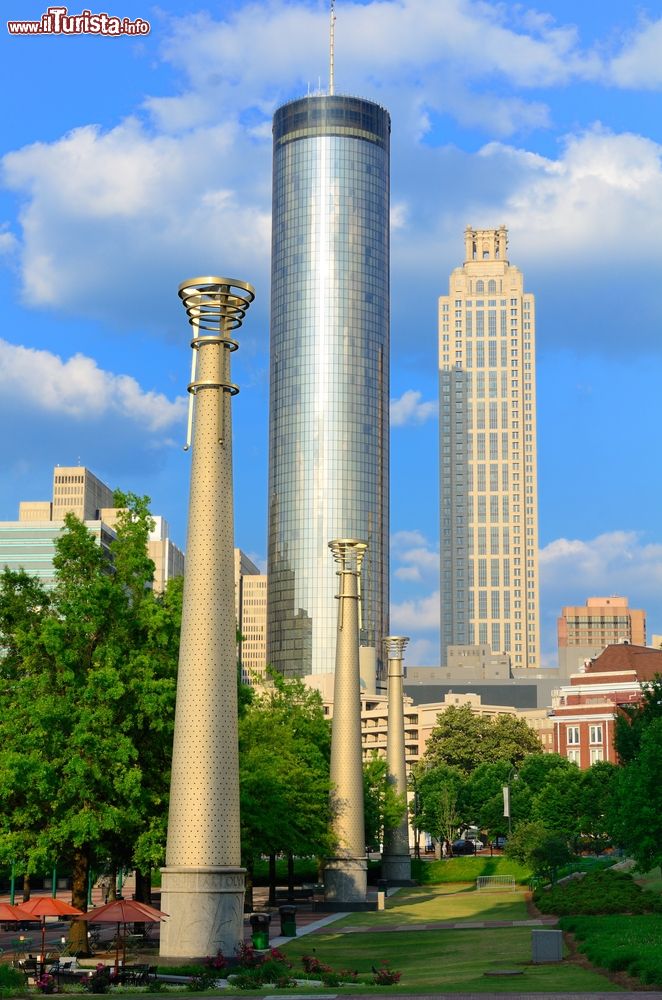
{"left": 451, "top": 838, "right": 477, "bottom": 855}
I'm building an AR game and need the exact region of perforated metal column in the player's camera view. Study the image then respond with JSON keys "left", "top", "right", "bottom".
{"left": 382, "top": 636, "right": 412, "bottom": 883}
{"left": 325, "top": 539, "right": 368, "bottom": 903}
{"left": 160, "top": 278, "right": 254, "bottom": 959}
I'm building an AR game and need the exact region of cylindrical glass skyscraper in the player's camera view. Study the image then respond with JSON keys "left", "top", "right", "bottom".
{"left": 268, "top": 95, "right": 390, "bottom": 681}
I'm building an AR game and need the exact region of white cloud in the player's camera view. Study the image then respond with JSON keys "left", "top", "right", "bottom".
{"left": 1, "top": 118, "right": 271, "bottom": 328}
{"left": 492, "top": 127, "right": 662, "bottom": 256}
{"left": 0, "top": 339, "right": 186, "bottom": 432}
{"left": 539, "top": 531, "right": 662, "bottom": 597}
{"left": 391, "top": 589, "right": 440, "bottom": 631}
{"left": 391, "top": 390, "right": 438, "bottom": 427}
{"left": 405, "top": 637, "right": 437, "bottom": 665}
{"left": 392, "top": 530, "right": 439, "bottom": 583}
{"left": 2, "top": 3, "right": 662, "bottom": 359}
{"left": 0, "top": 225, "right": 17, "bottom": 256}
{"left": 392, "top": 529, "right": 429, "bottom": 549}
{"left": 608, "top": 18, "right": 662, "bottom": 89}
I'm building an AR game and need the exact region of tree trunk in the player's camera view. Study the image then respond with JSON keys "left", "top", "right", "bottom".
{"left": 68, "top": 848, "right": 90, "bottom": 956}
{"left": 287, "top": 853, "right": 295, "bottom": 902}
{"left": 134, "top": 869, "right": 151, "bottom": 905}
{"left": 133, "top": 869, "right": 151, "bottom": 935}
{"left": 108, "top": 866, "right": 118, "bottom": 901}
{"left": 267, "top": 854, "right": 277, "bottom": 906}
{"left": 22, "top": 873, "right": 31, "bottom": 903}
{"left": 244, "top": 858, "right": 254, "bottom": 913}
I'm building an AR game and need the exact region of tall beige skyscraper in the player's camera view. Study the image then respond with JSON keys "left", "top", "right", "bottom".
{"left": 439, "top": 226, "right": 540, "bottom": 668}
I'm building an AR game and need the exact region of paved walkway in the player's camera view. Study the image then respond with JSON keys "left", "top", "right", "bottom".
{"left": 334, "top": 916, "right": 559, "bottom": 935}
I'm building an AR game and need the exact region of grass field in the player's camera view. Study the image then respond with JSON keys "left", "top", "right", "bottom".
{"left": 281, "top": 925, "right": 618, "bottom": 993}
{"left": 331, "top": 883, "right": 531, "bottom": 927}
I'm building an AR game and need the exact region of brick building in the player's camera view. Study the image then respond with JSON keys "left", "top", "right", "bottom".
{"left": 550, "top": 643, "right": 662, "bottom": 768}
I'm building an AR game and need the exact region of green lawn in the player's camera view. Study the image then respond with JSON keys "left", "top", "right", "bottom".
{"left": 332, "top": 883, "right": 531, "bottom": 927}
{"left": 412, "top": 856, "right": 531, "bottom": 884}
{"left": 281, "top": 926, "right": 618, "bottom": 993}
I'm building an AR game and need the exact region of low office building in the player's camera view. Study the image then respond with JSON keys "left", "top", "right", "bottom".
{"left": 0, "top": 465, "right": 184, "bottom": 593}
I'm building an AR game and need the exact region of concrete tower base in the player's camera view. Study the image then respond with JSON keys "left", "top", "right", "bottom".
{"left": 324, "top": 857, "right": 368, "bottom": 903}
{"left": 381, "top": 855, "right": 416, "bottom": 885}
{"left": 159, "top": 866, "right": 245, "bottom": 959}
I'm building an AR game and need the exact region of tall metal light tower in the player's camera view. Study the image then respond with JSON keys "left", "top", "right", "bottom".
{"left": 325, "top": 538, "right": 368, "bottom": 903}
{"left": 160, "top": 277, "right": 254, "bottom": 959}
{"left": 382, "top": 636, "right": 412, "bottom": 884}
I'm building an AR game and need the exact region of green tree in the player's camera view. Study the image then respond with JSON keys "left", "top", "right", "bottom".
{"left": 464, "top": 761, "right": 511, "bottom": 838}
{"left": 239, "top": 673, "right": 334, "bottom": 903}
{"left": 614, "top": 676, "right": 662, "bottom": 764}
{"left": 530, "top": 765, "right": 583, "bottom": 844}
{"left": 483, "top": 714, "right": 542, "bottom": 765}
{"left": 505, "top": 819, "right": 570, "bottom": 881}
{"left": 413, "top": 764, "right": 466, "bottom": 844}
{"left": 608, "top": 718, "right": 662, "bottom": 870}
{"left": 0, "top": 498, "right": 179, "bottom": 952}
{"left": 577, "top": 761, "right": 618, "bottom": 849}
{"left": 422, "top": 706, "right": 490, "bottom": 774}
{"left": 362, "top": 754, "right": 406, "bottom": 851}
{"left": 421, "top": 706, "right": 541, "bottom": 776}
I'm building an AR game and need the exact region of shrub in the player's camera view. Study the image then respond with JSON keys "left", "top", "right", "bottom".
{"left": 372, "top": 961, "right": 402, "bottom": 985}
{"left": 186, "top": 971, "right": 219, "bottom": 991}
{"left": 0, "top": 966, "right": 25, "bottom": 997}
{"left": 86, "top": 964, "right": 111, "bottom": 994}
{"left": 204, "top": 950, "right": 225, "bottom": 971}
{"left": 301, "top": 955, "right": 331, "bottom": 975}
{"left": 559, "top": 914, "right": 662, "bottom": 987}
{"left": 534, "top": 868, "right": 662, "bottom": 916}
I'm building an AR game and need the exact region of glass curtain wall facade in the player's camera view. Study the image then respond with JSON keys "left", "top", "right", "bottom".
{"left": 268, "top": 95, "right": 390, "bottom": 680}
{"left": 439, "top": 227, "right": 540, "bottom": 669}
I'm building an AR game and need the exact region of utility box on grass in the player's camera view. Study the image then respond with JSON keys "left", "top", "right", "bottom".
{"left": 532, "top": 929, "right": 563, "bottom": 963}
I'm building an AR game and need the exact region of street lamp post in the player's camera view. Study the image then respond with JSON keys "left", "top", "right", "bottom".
{"left": 503, "top": 766, "right": 517, "bottom": 837}
{"left": 410, "top": 772, "right": 421, "bottom": 860}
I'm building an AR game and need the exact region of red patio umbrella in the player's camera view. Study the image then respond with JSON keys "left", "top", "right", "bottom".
{"left": 20, "top": 897, "right": 84, "bottom": 967}
{"left": 73, "top": 899, "right": 168, "bottom": 973}
{"left": 0, "top": 901, "right": 35, "bottom": 922}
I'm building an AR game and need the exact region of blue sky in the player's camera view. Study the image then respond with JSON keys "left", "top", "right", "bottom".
{"left": 2, "top": 0, "right": 662, "bottom": 666}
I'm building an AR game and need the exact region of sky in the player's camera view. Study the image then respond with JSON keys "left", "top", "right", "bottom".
{"left": 2, "top": 0, "right": 662, "bottom": 667}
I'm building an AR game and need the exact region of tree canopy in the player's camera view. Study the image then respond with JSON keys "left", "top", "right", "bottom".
{"left": 421, "top": 705, "right": 542, "bottom": 775}
{"left": 0, "top": 497, "right": 180, "bottom": 951}
{"left": 238, "top": 673, "right": 334, "bottom": 880}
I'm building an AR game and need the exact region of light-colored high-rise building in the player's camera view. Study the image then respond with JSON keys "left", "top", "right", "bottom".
{"left": 267, "top": 95, "right": 391, "bottom": 683}
{"left": 439, "top": 226, "right": 540, "bottom": 668}
{"left": 557, "top": 596, "right": 646, "bottom": 675}
{"left": 233, "top": 549, "right": 267, "bottom": 684}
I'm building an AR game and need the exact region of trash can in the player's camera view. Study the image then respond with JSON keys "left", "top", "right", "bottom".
{"left": 249, "top": 912, "right": 270, "bottom": 949}
{"left": 279, "top": 905, "right": 297, "bottom": 937}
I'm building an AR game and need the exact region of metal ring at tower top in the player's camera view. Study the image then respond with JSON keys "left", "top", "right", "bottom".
{"left": 178, "top": 277, "right": 255, "bottom": 333}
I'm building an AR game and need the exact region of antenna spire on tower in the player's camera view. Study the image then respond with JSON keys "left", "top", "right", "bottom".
{"left": 329, "top": 0, "right": 336, "bottom": 95}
